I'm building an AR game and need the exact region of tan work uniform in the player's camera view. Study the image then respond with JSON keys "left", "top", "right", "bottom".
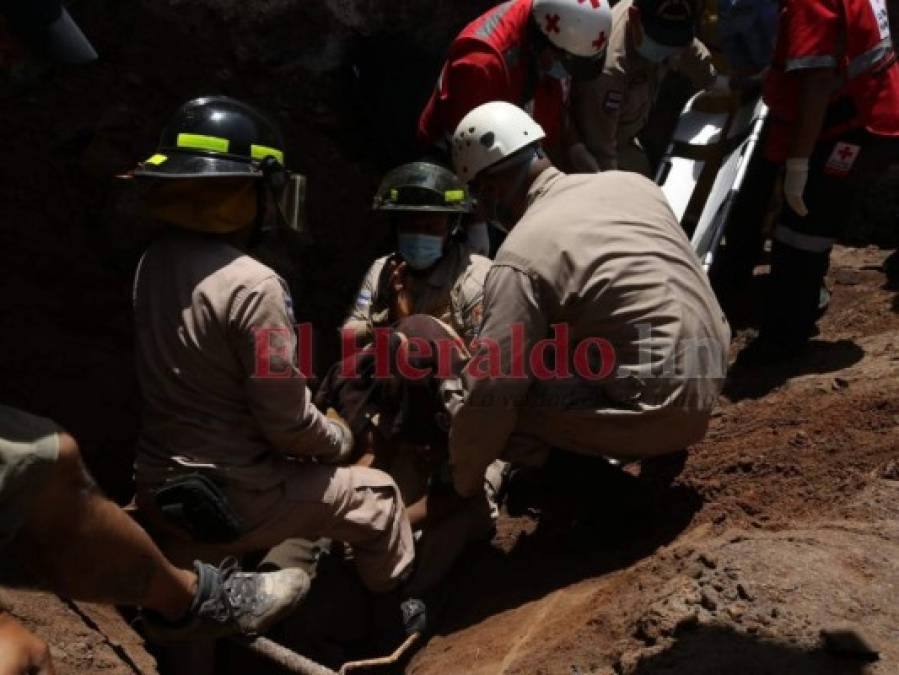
{"left": 573, "top": 0, "right": 718, "bottom": 174}
{"left": 449, "top": 168, "right": 731, "bottom": 498}
{"left": 338, "top": 242, "right": 502, "bottom": 594}
{"left": 132, "top": 230, "right": 413, "bottom": 592}
{"left": 343, "top": 241, "right": 491, "bottom": 346}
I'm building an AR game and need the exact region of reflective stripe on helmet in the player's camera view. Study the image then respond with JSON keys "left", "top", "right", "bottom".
{"left": 251, "top": 144, "right": 285, "bottom": 165}
{"left": 177, "top": 133, "right": 230, "bottom": 153}
{"left": 444, "top": 189, "right": 466, "bottom": 203}
{"left": 145, "top": 154, "right": 168, "bottom": 165}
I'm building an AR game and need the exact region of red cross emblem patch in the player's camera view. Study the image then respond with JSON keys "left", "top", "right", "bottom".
{"left": 592, "top": 30, "right": 607, "bottom": 50}
{"left": 578, "top": 0, "right": 602, "bottom": 8}
{"left": 544, "top": 13, "right": 561, "bottom": 33}
{"left": 824, "top": 142, "right": 861, "bottom": 177}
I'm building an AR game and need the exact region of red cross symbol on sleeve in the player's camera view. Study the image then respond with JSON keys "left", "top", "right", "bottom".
{"left": 578, "top": 0, "right": 602, "bottom": 9}
{"left": 544, "top": 13, "right": 561, "bottom": 33}
{"left": 592, "top": 30, "right": 607, "bottom": 50}
{"left": 838, "top": 145, "right": 856, "bottom": 161}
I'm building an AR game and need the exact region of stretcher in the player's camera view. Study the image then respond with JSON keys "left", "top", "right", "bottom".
{"left": 655, "top": 91, "right": 769, "bottom": 273}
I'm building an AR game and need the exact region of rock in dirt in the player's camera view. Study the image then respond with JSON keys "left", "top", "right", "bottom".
{"left": 698, "top": 553, "right": 718, "bottom": 570}
{"left": 879, "top": 459, "right": 899, "bottom": 481}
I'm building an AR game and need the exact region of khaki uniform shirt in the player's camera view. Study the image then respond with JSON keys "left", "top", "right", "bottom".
{"left": 573, "top": 0, "right": 718, "bottom": 171}
{"left": 449, "top": 168, "right": 731, "bottom": 497}
{"left": 133, "top": 231, "right": 337, "bottom": 490}
{"left": 343, "top": 242, "right": 491, "bottom": 345}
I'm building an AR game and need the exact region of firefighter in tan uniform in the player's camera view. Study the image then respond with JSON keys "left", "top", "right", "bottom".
{"left": 446, "top": 102, "right": 730, "bottom": 498}
{"left": 128, "top": 96, "right": 424, "bottom": 633}
{"left": 338, "top": 162, "right": 505, "bottom": 596}
{"left": 573, "top": 0, "right": 726, "bottom": 174}
{"left": 343, "top": 162, "right": 491, "bottom": 347}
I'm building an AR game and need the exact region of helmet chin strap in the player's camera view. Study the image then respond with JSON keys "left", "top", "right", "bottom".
{"left": 492, "top": 149, "right": 538, "bottom": 230}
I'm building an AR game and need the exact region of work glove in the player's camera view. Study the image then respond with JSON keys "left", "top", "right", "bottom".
{"left": 323, "top": 407, "right": 354, "bottom": 463}
{"left": 784, "top": 157, "right": 810, "bottom": 217}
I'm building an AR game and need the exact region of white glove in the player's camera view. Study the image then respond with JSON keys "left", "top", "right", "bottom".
{"left": 784, "top": 158, "right": 810, "bottom": 217}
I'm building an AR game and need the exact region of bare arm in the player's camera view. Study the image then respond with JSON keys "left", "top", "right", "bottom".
{"left": 788, "top": 68, "right": 839, "bottom": 158}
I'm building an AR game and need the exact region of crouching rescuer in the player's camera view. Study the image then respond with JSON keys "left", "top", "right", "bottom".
{"left": 126, "top": 96, "right": 423, "bottom": 638}
{"left": 445, "top": 101, "right": 731, "bottom": 499}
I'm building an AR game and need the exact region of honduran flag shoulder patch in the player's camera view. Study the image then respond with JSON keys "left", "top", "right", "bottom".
{"left": 603, "top": 89, "right": 623, "bottom": 113}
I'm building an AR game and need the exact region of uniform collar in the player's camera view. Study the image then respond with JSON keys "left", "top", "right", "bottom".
{"left": 526, "top": 166, "right": 564, "bottom": 208}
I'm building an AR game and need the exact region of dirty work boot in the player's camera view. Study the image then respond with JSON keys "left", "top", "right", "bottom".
{"left": 401, "top": 597, "right": 428, "bottom": 636}
{"left": 141, "top": 557, "right": 310, "bottom": 643}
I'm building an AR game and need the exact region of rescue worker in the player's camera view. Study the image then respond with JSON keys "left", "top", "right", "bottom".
{"left": 343, "top": 161, "right": 491, "bottom": 346}
{"left": 445, "top": 101, "right": 730, "bottom": 499}
{"left": 127, "top": 96, "right": 422, "bottom": 632}
{"left": 573, "top": 0, "right": 727, "bottom": 174}
{"left": 0, "top": 405, "right": 308, "bottom": 669}
{"left": 419, "top": 0, "right": 612, "bottom": 167}
{"left": 334, "top": 164, "right": 502, "bottom": 597}
{"left": 740, "top": 0, "right": 899, "bottom": 362}
{"left": 418, "top": 0, "right": 614, "bottom": 254}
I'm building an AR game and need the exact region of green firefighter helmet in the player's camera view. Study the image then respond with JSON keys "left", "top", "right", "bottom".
{"left": 372, "top": 161, "right": 473, "bottom": 213}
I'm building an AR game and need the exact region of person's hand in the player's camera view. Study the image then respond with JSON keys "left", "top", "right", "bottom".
{"left": 0, "top": 613, "right": 56, "bottom": 675}
{"left": 706, "top": 74, "right": 732, "bottom": 95}
{"left": 387, "top": 258, "right": 413, "bottom": 320}
{"left": 784, "top": 157, "right": 810, "bottom": 217}
{"left": 323, "top": 407, "right": 354, "bottom": 463}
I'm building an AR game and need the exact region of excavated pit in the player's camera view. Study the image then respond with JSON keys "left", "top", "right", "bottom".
{"left": 1, "top": 2, "right": 898, "bottom": 673}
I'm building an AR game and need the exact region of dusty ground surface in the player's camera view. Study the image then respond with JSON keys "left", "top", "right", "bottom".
{"left": 0, "top": 588, "right": 156, "bottom": 674}
{"left": 6, "top": 245, "right": 894, "bottom": 675}
{"left": 2, "top": 2, "right": 898, "bottom": 673}
{"left": 409, "top": 244, "right": 899, "bottom": 675}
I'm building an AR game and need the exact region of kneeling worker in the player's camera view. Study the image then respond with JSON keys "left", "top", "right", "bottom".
{"left": 339, "top": 163, "right": 502, "bottom": 596}
{"left": 127, "top": 96, "right": 421, "bottom": 633}
{"left": 446, "top": 101, "right": 731, "bottom": 498}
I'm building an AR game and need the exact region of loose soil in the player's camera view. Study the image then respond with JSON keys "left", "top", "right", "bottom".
{"left": 409, "top": 245, "right": 899, "bottom": 675}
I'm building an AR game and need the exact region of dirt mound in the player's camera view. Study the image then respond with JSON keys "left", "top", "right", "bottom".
{"left": 410, "top": 245, "right": 899, "bottom": 674}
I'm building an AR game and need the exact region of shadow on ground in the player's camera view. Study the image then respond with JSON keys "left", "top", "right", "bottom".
{"left": 435, "top": 453, "right": 702, "bottom": 637}
{"left": 630, "top": 623, "right": 876, "bottom": 675}
{"left": 724, "top": 339, "right": 864, "bottom": 401}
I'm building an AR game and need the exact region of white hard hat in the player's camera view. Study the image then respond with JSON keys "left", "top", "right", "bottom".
{"left": 451, "top": 102, "right": 546, "bottom": 183}
{"left": 532, "top": 0, "right": 614, "bottom": 58}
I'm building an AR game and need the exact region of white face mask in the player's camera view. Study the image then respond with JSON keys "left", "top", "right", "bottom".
{"left": 635, "top": 32, "right": 683, "bottom": 63}
{"left": 545, "top": 57, "right": 569, "bottom": 81}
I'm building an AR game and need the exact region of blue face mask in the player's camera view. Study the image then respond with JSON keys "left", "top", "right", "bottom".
{"left": 397, "top": 233, "right": 445, "bottom": 270}
{"left": 544, "top": 57, "right": 569, "bottom": 81}
{"left": 635, "top": 32, "right": 683, "bottom": 63}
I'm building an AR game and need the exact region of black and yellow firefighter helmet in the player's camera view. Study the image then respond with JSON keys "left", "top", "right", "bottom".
{"left": 372, "top": 161, "right": 473, "bottom": 214}
{"left": 132, "top": 96, "right": 286, "bottom": 179}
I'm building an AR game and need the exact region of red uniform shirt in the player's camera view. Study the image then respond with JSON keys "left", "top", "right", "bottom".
{"left": 417, "top": 0, "right": 568, "bottom": 152}
{"left": 763, "top": 0, "right": 899, "bottom": 161}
